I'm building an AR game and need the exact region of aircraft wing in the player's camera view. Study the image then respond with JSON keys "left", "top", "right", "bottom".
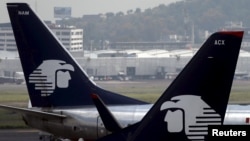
{"left": 0, "top": 104, "right": 66, "bottom": 120}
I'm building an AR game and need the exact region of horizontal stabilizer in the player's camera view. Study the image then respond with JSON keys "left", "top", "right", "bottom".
{"left": 91, "top": 94, "right": 122, "bottom": 132}
{"left": 0, "top": 104, "right": 66, "bottom": 120}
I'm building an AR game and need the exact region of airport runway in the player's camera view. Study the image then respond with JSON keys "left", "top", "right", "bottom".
{"left": 0, "top": 129, "right": 40, "bottom": 141}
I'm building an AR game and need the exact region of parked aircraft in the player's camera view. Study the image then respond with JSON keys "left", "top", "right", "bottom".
{"left": 95, "top": 31, "right": 245, "bottom": 141}
{"left": 0, "top": 2, "right": 248, "bottom": 141}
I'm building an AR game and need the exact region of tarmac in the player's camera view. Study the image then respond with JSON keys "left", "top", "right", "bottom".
{"left": 0, "top": 129, "right": 40, "bottom": 141}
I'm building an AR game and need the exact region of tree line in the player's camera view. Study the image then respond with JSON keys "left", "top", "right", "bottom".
{"left": 57, "top": 0, "right": 250, "bottom": 48}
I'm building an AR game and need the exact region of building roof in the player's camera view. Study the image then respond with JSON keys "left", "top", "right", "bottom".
{"left": 2, "top": 48, "right": 250, "bottom": 60}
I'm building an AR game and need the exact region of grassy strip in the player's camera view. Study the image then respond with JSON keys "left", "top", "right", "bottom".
{"left": 0, "top": 81, "right": 249, "bottom": 129}
{"left": 0, "top": 93, "right": 29, "bottom": 103}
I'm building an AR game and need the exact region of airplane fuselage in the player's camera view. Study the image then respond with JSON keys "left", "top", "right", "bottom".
{"left": 23, "top": 104, "right": 151, "bottom": 140}
{"left": 23, "top": 104, "right": 250, "bottom": 140}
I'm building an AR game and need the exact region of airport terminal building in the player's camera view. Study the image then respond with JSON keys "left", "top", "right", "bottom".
{"left": 1, "top": 48, "right": 250, "bottom": 81}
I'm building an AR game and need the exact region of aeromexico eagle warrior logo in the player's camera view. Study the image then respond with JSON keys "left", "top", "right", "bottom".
{"left": 160, "top": 95, "right": 221, "bottom": 141}
{"left": 29, "top": 60, "right": 75, "bottom": 97}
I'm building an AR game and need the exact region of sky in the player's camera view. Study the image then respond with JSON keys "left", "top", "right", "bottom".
{"left": 0, "top": 0, "right": 179, "bottom": 23}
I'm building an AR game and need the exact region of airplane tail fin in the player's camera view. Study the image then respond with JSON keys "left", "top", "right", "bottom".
{"left": 7, "top": 3, "right": 147, "bottom": 107}
{"left": 98, "top": 31, "right": 244, "bottom": 141}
